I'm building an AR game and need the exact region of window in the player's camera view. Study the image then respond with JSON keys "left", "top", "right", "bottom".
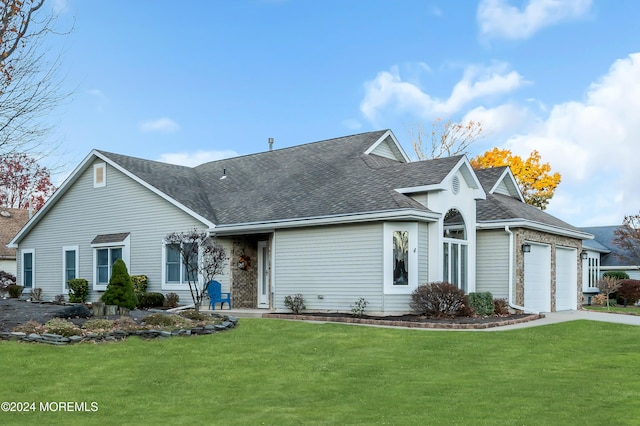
{"left": 443, "top": 209, "right": 468, "bottom": 292}
{"left": 163, "top": 241, "right": 199, "bottom": 289}
{"left": 22, "top": 249, "right": 34, "bottom": 288}
{"left": 384, "top": 223, "right": 418, "bottom": 294}
{"left": 63, "top": 246, "right": 79, "bottom": 291}
{"left": 94, "top": 162, "right": 106, "bottom": 188}
{"left": 91, "top": 233, "right": 130, "bottom": 290}
{"left": 584, "top": 254, "right": 600, "bottom": 291}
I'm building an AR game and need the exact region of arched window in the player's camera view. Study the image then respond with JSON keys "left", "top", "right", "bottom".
{"left": 443, "top": 209, "right": 468, "bottom": 292}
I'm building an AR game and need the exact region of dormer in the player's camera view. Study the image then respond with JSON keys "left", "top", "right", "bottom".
{"left": 364, "top": 130, "right": 410, "bottom": 163}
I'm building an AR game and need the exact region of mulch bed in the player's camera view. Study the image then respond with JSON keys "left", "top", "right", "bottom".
{"left": 0, "top": 298, "right": 155, "bottom": 332}
{"left": 263, "top": 311, "right": 544, "bottom": 330}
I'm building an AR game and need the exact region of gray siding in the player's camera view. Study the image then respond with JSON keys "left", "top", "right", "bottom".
{"left": 371, "top": 139, "right": 397, "bottom": 160}
{"left": 17, "top": 160, "right": 230, "bottom": 303}
{"left": 476, "top": 230, "right": 510, "bottom": 298}
{"left": 274, "top": 223, "right": 385, "bottom": 312}
{"left": 273, "top": 221, "right": 428, "bottom": 314}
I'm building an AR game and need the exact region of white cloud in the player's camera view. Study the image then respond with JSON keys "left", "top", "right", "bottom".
{"left": 477, "top": 0, "right": 592, "bottom": 41}
{"left": 157, "top": 150, "right": 239, "bottom": 167}
{"left": 139, "top": 117, "right": 181, "bottom": 134}
{"left": 461, "top": 104, "right": 532, "bottom": 144}
{"left": 360, "top": 62, "right": 526, "bottom": 125}
{"left": 505, "top": 53, "right": 640, "bottom": 226}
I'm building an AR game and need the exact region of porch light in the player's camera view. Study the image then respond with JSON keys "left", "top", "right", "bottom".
{"left": 581, "top": 250, "right": 588, "bottom": 260}
{"left": 521, "top": 243, "right": 531, "bottom": 253}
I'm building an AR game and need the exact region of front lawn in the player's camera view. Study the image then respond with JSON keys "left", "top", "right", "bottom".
{"left": 583, "top": 304, "right": 640, "bottom": 315}
{"left": 1, "top": 319, "right": 639, "bottom": 425}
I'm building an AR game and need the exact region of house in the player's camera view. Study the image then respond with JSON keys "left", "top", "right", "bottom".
{"left": 580, "top": 226, "right": 640, "bottom": 298}
{"left": 9, "top": 130, "right": 592, "bottom": 313}
{"left": 0, "top": 208, "right": 30, "bottom": 276}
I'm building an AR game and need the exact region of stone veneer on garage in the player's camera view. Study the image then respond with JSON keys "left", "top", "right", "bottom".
{"left": 514, "top": 228, "right": 583, "bottom": 311}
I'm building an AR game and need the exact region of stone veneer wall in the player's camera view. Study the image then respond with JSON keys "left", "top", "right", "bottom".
{"left": 514, "top": 228, "right": 583, "bottom": 311}
{"left": 230, "top": 238, "right": 258, "bottom": 308}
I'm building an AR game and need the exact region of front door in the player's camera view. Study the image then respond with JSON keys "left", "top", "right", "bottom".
{"left": 257, "top": 241, "right": 270, "bottom": 308}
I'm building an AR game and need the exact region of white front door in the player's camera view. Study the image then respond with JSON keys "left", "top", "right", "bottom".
{"left": 257, "top": 241, "right": 270, "bottom": 308}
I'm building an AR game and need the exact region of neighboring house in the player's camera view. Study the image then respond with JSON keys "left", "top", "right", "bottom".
{"left": 0, "top": 208, "right": 30, "bottom": 276}
{"left": 9, "top": 130, "right": 592, "bottom": 313}
{"left": 580, "top": 226, "right": 640, "bottom": 295}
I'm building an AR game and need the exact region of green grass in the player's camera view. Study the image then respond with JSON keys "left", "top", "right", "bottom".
{"left": 583, "top": 305, "right": 640, "bottom": 315}
{"left": 1, "top": 319, "right": 639, "bottom": 425}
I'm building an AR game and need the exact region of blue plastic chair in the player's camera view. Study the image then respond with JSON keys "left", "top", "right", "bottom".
{"left": 207, "top": 280, "right": 231, "bottom": 310}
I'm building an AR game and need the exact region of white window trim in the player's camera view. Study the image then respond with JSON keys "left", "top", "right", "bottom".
{"left": 91, "top": 236, "right": 130, "bottom": 291}
{"left": 383, "top": 222, "right": 418, "bottom": 294}
{"left": 93, "top": 162, "right": 106, "bottom": 188}
{"left": 21, "top": 249, "right": 35, "bottom": 290}
{"left": 62, "top": 245, "right": 79, "bottom": 293}
{"left": 443, "top": 238, "right": 469, "bottom": 292}
{"left": 161, "top": 240, "right": 203, "bottom": 291}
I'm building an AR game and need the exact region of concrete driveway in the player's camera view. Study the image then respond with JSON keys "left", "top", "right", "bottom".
{"left": 485, "top": 309, "right": 640, "bottom": 331}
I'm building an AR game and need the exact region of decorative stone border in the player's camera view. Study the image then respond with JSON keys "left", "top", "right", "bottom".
{"left": 262, "top": 313, "right": 544, "bottom": 329}
{"left": 0, "top": 316, "right": 239, "bottom": 345}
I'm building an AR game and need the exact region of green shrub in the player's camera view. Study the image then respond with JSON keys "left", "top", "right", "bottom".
{"left": 468, "top": 292, "right": 494, "bottom": 316}
{"left": 603, "top": 271, "right": 630, "bottom": 280}
{"left": 101, "top": 259, "right": 137, "bottom": 310}
{"left": 43, "top": 318, "right": 82, "bottom": 337}
{"left": 137, "top": 292, "right": 165, "bottom": 309}
{"left": 616, "top": 279, "right": 640, "bottom": 304}
{"left": 493, "top": 298, "right": 510, "bottom": 315}
{"left": 164, "top": 292, "right": 179, "bottom": 308}
{"left": 351, "top": 297, "right": 369, "bottom": 318}
{"left": 67, "top": 278, "right": 89, "bottom": 303}
{"left": 284, "top": 294, "right": 305, "bottom": 315}
{"left": 131, "top": 275, "right": 148, "bottom": 298}
{"left": 7, "top": 284, "right": 23, "bottom": 298}
{"left": 410, "top": 282, "right": 469, "bottom": 317}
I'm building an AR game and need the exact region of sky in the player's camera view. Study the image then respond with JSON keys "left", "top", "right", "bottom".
{"left": 42, "top": 0, "right": 640, "bottom": 227}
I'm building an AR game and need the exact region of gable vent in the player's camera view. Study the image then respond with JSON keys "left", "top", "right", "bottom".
{"left": 452, "top": 176, "right": 460, "bottom": 195}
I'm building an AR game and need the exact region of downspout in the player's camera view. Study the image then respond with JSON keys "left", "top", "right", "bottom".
{"left": 505, "top": 225, "right": 538, "bottom": 314}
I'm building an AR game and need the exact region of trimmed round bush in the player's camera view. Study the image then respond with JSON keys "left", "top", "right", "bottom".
{"left": 493, "top": 298, "right": 510, "bottom": 315}
{"left": 468, "top": 292, "right": 494, "bottom": 316}
{"left": 68, "top": 278, "right": 89, "bottom": 303}
{"left": 410, "top": 282, "right": 469, "bottom": 317}
{"left": 137, "top": 292, "right": 165, "bottom": 309}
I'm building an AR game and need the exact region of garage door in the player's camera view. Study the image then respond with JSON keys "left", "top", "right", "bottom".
{"left": 524, "top": 243, "right": 551, "bottom": 312}
{"left": 555, "top": 247, "right": 577, "bottom": 311}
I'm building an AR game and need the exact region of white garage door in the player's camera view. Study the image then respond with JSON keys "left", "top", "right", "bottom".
{"left": 524, "top": 243, "right": 551, "bottom": 312}
{"left": 555, "top": 247, "right": 577, "bottom": 311}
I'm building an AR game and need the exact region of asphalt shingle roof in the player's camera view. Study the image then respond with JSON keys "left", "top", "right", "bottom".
{"left": 99, "top": 130, "right": 462, "bottom": 226}
{"left": 580, "top": 226, "right": 636, "bottom": 267}
{"left": 0, "top": 208, "right": 29, "bottom": 260}
{"left": 474, "top": 167, "right": 582, "bottom": 233}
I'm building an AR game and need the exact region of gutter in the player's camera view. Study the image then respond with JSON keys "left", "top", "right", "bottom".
{"left": 505, "top": 225, "right": 538, "bottom": 314}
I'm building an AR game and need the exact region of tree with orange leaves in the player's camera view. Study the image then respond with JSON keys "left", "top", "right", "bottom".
{"left": 410, "top": 118, "right": 484, "bottom": 160}
{"left": 470, "top": 148, "right": 561, "bottom": 210}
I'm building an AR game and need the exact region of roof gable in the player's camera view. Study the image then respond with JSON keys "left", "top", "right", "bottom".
{"left": 364, "top": 130, "right": 410, "bottom": 163}
{"left": 475, "top": 166, "right": 524, "bottom": 202}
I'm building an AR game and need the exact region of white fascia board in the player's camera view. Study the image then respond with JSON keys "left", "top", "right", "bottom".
{"left": 209, "top": 209, "right": 440, "bottom": 236}
{"left": 395, "top": 184, "right": 446, "bottom": 194}
{"left": 364, "top": 130, "right": 411, "bottom": 163}
{"left": 477, "top": 220, "right": 594, "bottom": 240}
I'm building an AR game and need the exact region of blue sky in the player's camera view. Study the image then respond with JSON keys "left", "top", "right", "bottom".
{"left": 47, "top": 0, "right": 640, "bottom": 227}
